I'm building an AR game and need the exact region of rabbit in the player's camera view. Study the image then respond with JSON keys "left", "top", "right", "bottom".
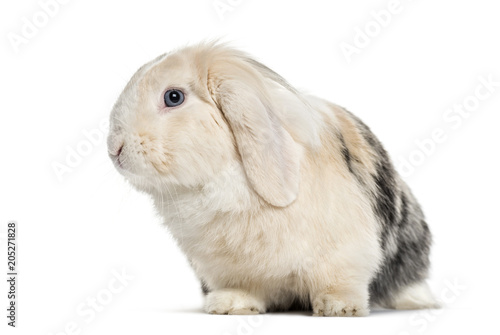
{"left": 107, "top": 42, "right": 439, "bottom": 316}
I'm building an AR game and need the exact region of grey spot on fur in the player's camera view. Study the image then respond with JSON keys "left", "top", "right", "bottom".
{"left": 201, "top": 280, "right": 210, "bottom": 295}
{"left": 338, "top": 133, "right": 355, "bottom": 175}
{"left": 343, "top": 108, "right": 432, "bottom": 307}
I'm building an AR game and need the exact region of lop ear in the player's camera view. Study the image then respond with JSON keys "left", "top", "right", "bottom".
{"left": 208, "top": 62, "right": 300, "bottom": 207}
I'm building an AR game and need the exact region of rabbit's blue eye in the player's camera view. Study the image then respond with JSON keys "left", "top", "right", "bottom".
{"left": 164, "top": 90, "right": 184, "bottom": 107}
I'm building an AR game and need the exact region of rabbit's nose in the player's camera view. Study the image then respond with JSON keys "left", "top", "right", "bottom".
{"left": 108, "top": 143, "right": 124, "bottom": 157}
{"left": 107, "top": 132, "right": 124, "bottom": 157}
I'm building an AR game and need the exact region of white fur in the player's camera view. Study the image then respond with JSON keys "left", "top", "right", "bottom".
{"left": 205, "top": 289, "right": 266, "bottom": 315}
{"left": 390, "top": 281, "right": 441, "bottom": 310}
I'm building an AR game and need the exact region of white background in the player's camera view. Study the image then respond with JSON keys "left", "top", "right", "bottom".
{"left": 1, "top": 0, "right": 499, "bottom": 334}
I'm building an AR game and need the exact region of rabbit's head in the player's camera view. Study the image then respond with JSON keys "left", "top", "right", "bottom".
{"left": 107, "top": 42, "right": 319, "bottom": 207}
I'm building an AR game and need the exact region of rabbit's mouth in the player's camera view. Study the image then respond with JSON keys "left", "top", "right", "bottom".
{"left": 115, "top": 155, "right": 124, "bottom": 169}
{"left": 109, "top": 147, "right": 138, "bottom": 177}
{"left": 111, "top": 155, "right": 130, "bottom": 175}
{"left": 108, "top": 144, "right": 125, "bottom": 170}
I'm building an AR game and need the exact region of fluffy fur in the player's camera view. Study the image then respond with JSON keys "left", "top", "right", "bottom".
{"left": 107, "top": 42, "right": 439, "bottom": 316}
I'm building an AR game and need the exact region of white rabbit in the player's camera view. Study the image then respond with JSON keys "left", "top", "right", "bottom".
{"left": 107, "top": 42, "right": 439, "bottom": 316}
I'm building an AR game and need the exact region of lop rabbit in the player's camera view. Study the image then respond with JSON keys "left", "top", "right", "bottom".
{"left": 107, "top": 42, "right": 439, "bottom": 316}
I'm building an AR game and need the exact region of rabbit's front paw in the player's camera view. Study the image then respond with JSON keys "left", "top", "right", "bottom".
{"left": 205, "top": 289, "right": 266, "bottom": 315}
{"left": 312, "top": 293, "right": 369, "bottom": 317}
